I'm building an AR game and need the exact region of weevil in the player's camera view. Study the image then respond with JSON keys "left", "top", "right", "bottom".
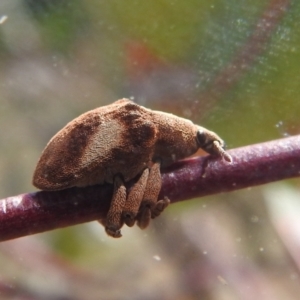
{"left": 33, "top": 98, "right": 232, "bottom": 237}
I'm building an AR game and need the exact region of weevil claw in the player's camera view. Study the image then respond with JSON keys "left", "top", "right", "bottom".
{"left": 105, "top": 226, "right": 122, "bottom": 238}
{"left": 123, "top": 211, "right": 136, "bottom": 227}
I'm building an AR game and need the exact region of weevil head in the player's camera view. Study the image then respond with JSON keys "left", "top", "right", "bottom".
{"left": 196, "top": 127, "right": 232, "bottom": 162}
{"left": 151, "top": 110, "right": 233, "bottom": 166}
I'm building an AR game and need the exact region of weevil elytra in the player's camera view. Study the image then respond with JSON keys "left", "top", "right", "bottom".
{"left": 33, "top": 98, "right": 232, "bottom": 237}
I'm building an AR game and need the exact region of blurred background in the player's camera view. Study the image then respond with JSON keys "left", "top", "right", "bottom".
{"left": 0, "top": 0, "right": 300, "bottom": 299}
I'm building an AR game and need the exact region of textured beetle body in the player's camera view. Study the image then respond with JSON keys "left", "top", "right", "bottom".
{"left": 34, "top": 99, "right": 157, "bottom": 190}
{"left": 33, "top": 98, "right": 232, "bottom": 237}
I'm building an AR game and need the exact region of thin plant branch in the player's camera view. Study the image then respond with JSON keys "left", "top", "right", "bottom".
{"left": 0, "top": 135, "right": 300, "bottom": 242}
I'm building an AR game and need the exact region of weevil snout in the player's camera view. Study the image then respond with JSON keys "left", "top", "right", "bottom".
{"left": 196, "top": 128, "right": 232, "bottom": 163}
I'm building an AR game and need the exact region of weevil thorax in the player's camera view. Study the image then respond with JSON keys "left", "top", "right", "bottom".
{"left": 149, "top": 110, "right": 199, "bottom": 167}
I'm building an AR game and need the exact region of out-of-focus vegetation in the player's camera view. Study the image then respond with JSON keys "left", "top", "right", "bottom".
{"left": 0, "top": 0, "right": 300, "bottom": 299}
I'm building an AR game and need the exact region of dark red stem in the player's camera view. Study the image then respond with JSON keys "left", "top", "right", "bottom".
{"left": 0, "top": 135, "right": 299, "bottom": 242}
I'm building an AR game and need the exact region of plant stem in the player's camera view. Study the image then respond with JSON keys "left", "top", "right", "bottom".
{"left": 0, "top": 135, "right": 300, "bottom": 242}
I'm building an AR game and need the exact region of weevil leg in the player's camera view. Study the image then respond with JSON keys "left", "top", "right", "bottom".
{"left": 137, "top": 161, "right": 170, "bottom": 229}
{"left": 105, "top": 176, "right": 127, "bottom": 238}
{"left": 136, "top": 205, "right": 152, "bottom": 230}
{"left": 151, "top": 196, "right": 170, "bottom": 219}
{"left": 122, "top": 168, "right": 149, "bottom": 227}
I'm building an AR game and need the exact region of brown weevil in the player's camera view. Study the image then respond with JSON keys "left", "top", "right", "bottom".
{"left": 33, "top": 98, "right": 232, "bottom": 238}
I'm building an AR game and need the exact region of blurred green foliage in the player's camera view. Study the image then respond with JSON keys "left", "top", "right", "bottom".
{"left": 24, "top": 0, "right": 89, "bottom": 52}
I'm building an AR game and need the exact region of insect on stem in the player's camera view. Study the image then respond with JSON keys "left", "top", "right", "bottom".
{"left": 32, "top": 98, "right": 232, "bottom": 237}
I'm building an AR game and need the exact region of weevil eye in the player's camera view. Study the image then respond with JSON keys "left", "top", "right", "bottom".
{"left": 196, "top": 130, "right": 209, "bottom": 147}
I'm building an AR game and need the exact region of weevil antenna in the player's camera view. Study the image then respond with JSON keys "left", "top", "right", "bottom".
{"left": 213, "top": 141, "right": 233, "bottom": 163}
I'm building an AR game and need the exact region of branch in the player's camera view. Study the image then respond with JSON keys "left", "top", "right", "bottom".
{"left": 1, "top": 135, "right": 300, "bottom": 242}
